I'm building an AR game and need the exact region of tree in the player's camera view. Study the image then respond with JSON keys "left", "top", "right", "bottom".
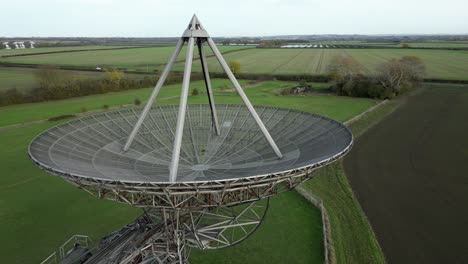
{"left": 134, "top": 98, "right": 141, "bottom": 105}
{"left": 229, "top": 61, "right": 241, "bottom": 75}
{"left": 105, "top": 69, "right": 125, "bottom": 91}
{"left": 192, "top": 88, "right": 199, "bottom": 96}
{"left": 3, "top": 88, "right": 24, "bottom": 104}
{"left": 400, "top": 55, "right": 426, "bottom": 82}
{"left": 376, "top": 55, "right": 425, "bottom": 95}
{"left": 328, "top": 55, "right": 363, "bottom": 83}
{"left": 35, "top": 65, "right": 69, "bottom": 100}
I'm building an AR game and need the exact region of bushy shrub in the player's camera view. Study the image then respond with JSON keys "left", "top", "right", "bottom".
{"left": 280, "top": 87, "right": 291, "bottom": 96}
{"left": 192, "top": 88, "right": 199, "bottom": 96}
{"left": 48, "top": 114, "right": 77, "bottom": 121}
{"left": 134, "top": 98, "right": 141, "bottom": 105}
{"left": 334, "top": 75, "right": 394, "bottom": 99}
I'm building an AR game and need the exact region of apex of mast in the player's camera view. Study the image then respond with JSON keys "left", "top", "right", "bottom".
{"left": 183, "top": 14, "right": 209, "bottom": 38}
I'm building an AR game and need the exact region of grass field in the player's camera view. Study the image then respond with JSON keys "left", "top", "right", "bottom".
{"left": 0, "top": 46, "right": 254, "bottom": 69}
{"left": 0, "top": 79, "right": 376, "bottom": 263}
{"left": 0, "top": 66, "right": 164, "bottom": 92}
{"left": 168, "top": 48, "right": 468, "bottom": 80}
{"left": 3, "top": 45, "right": 468, "bottom": 80}
{"left": 0, "top": 79, "right": 370, "bottom": 127}
{"left": 0, "top": 45, "right": 137, "bottom": 56}
{"left": 400, "top": 41, "right": 468, "bottom": 48}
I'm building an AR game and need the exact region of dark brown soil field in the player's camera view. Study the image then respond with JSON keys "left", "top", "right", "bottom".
{"left": 344, "top": 84, "right": 468, "bottom": 263}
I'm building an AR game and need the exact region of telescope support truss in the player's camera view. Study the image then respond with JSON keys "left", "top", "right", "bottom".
{"left": 46, "top": 199, "right": 269, "bottom": 264}
{"left": 123, "top": 15, "right": 283, "bottom": 183}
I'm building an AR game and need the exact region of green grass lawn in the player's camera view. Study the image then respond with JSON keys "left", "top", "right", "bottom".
{"left": 0, "top": 79, "right": 376, "bottom": 263}
{"left": 190, "top": 192, "right": 324, "bottom": 264}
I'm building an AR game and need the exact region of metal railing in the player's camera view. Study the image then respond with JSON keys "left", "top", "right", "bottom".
{"left": 39, "top": 252, "right": 57, "bottom": 264}
{"left": 40, "top": 234, "right": 92, "bottom": 264}
{"left": 59, "top": 235, "right": 91, "bottom": 259}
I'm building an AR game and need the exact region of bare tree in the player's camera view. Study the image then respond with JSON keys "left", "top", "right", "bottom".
{"left": 400, "top": 55, "right": 426, "bottom": 82}
{"left": 377, "top": 55, "right": 425, "bottom": 94}
{"left": 328, "top": 55, "right": 363, "bottom": 83}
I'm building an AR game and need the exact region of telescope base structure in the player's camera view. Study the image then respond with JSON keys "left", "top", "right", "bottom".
{"left": 46, "top": 199, "right": 269, "bottom": 264}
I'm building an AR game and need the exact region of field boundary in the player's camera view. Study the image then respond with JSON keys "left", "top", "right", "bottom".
{"left": 295, "top": 99, "right": 389, "bottom": 264}
{"left": 2, "top": 59, "right": 468, "bottom": 84}
{"left": 296, "top": 185, "right": 334, "bottom": 264}
{"left": 0, "top": 46, "right": 162, "bottom": 58}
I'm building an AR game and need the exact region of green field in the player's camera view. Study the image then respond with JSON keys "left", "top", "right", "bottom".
{"left": 168, "top": 48, "right": 468, "bottom": 80}
{"left": 0, "top": 45, "right": 138, "bottom": 56}
{"left": 0, "top": 79, "right": 376, "bottom": 263}
{"left": 0, "top": 45, "right": 253, "bottom": 69}
{"left": 0, "top": 79, "right": 369, "bottom": 127}
{"left": 3, "top": 45, "right": 467, "bottom": 80}
{"left": 400, "top": 41, "right": 468, "bottom": 48}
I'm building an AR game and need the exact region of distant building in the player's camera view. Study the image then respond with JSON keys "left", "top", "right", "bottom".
{"left": 290, "top": 85, "right": 312, "bottom": 94}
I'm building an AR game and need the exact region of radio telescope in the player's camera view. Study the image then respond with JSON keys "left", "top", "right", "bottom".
{"left": 29, "top": 41, "right": 35, "bottom": 48}
{"left": 3, "top": 42, "right": 11, "bottom": 49}
{"left": 29, "top": 15, "right": 353, "bottom": 264}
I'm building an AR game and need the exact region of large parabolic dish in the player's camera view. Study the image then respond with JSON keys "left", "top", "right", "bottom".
{"left": 29, "top": 104, "right": 352, "bottom": 208}
{"left": 30, "top": 15, "right": 354, "bottom": 263}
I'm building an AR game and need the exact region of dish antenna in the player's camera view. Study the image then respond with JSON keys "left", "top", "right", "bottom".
{"left": 2, "top": 42, "right": 11, "bottom": 49}
{"left": 30, "top": 15, "right": 353, "bottom": 263}
{"left": 29, "top": 41, "right": 35, "bottom": 48}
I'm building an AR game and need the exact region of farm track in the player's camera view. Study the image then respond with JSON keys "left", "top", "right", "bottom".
{"left": 315, "top": 49, "right": 325, "bottom": 73}
{"left": 343, "top": 49, "right": 372, "bottom": 73}
{"left": 344, "top": 84, "right": 468, "bottom": 263}
{"left": 271, "top": 50, "right": 305, "bottom": 73}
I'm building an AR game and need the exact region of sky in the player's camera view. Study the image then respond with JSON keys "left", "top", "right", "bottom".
{"left": 1, "top": 0, "right": 467, "bottom": 37}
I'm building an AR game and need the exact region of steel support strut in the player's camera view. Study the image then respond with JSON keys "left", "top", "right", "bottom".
{"left": 206, "top": 38, "right": 283, "bottom": 159}
{"left": 169, "top": 37, "right": 195, "bottom": 182}
{"left": 124, "top": 15, "right": 283, "bottom": 181}
{"left": 197, "top": 39, "right": 220, "bottom": 136}
{"left": 123, "top": 38, "right": 185, "bottom": 151}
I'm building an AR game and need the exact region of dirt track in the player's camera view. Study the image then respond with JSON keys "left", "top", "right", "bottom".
{"left": 344, "top": 84, "right": 468, "bottom": 263}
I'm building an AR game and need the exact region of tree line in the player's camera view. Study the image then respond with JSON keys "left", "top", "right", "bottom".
{"left": 328, "top": 55, "right": 426, "bottom": 99}
{"left": 0, "top": 66, "right": 193, "bottom": 106}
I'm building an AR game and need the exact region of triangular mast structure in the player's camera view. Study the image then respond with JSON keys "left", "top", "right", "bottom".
{"left": 124, "top": 15, "right": 283, "bottom": 182}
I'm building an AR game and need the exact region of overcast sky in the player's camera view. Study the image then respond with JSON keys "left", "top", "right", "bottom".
{"left": 1, "top": 0, "right": 467, "bottom": 37}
